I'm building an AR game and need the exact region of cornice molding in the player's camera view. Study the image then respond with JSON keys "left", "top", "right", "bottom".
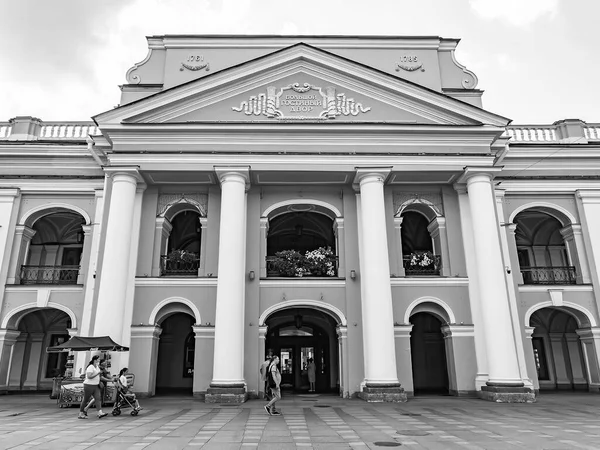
{"left": 135, "top": 278, "right": 218, "bottom": 287}
{"left": 391, "top": 277, "right": 469, "bottom": 286}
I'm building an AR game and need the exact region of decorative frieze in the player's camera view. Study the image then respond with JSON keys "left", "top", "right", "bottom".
{"left": 232, "top": 83, "right": 371, "bottom": 121}
{"left": 157, "top": 193, "right": 208, "bottom": 217}
{"left": 393, "top": 192, "right": 444, "bottom": 216}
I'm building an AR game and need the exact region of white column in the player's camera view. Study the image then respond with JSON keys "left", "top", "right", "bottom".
{"left": 576, "top": 327, "right": 600, "bottom": 392}
{"left": 393, "top": 216, "right": 406, "bottom": 277}
{"left": 334, "top": 218, "right": 346, "bottom": 278}
{"left": 198, "top": 217, "right": 208, "bottom": 276}
{"left": 8, "top": 334, "right": 27, "bottom": 389}
{"left": 565, "top": 333, "right": 587, "bottom": 386}
{"left": 129, "top": 325, "right": 162, "bottom": 396}
{"left": 23, "top": 332, "right": 45, "bottom": 389}
{"left": 193, "top": 326, "right": 215, "bottom": 396}
{"left": 336, "top": 326, "right": 349, "bottom": 398}
{"left": 560, "top": 225, "right": 590, "bottom": 284}
{"left": 6, "top": 225, "right": 35, "bottom": 285}
{"left": 427, "top": 217, "right": 450, "bottom": 276}
{"left": 575, "top": 191, "right": 600, "bottom": 302}
{"left": 464, "top": 171, "right": 522, "bottom": 386}
{"left": 495, "top": 190, "right": 533, "bottom": 388}
{"left": 93, "top": 168, "right": 141, "bottom": 345}
{"left": 0, "top": 329, "right": 20, "bottom": 390}
{"left": 454, "top": 184, "right": 488, "bottom": 389}
{"left": 211, "top": 167, "right": 249, "bottom": 386}
{"left": 355, "top": 169, "right": 399, "bottom": 385}
{"left": 0, "top": 189, "right": 20, "bottom": 292}
{"left": 259, "top": 218, "right": 269, "bottom": 278}
{"left": 549, "top": 333, "right": 570, "bottom": 387}
{"left": 152, "top": 217, "right": 172, "bottom": 277}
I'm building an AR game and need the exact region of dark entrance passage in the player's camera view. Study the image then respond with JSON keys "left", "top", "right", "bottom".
{"left": 410, "top": 312, "right": 449, "bottom": 395}
{"left": 155, "top": 312, "right": 195, "bottom": 395}
{"left": 265, "top": 308, "right": 338, "bottom": 393}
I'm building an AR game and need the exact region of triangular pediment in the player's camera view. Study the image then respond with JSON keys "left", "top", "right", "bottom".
{"left": 95, "top": 43, "right": 509, "bottom": 127}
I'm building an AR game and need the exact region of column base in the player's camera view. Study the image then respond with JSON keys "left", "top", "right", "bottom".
{"left": 205, "top": 384, "right": 248, "bottom": 404}
{"left": 478, "top": 385, "right": 536, "bottom": 403}
{"left": 358, "top": 383, "right": 407, "bottom": 403}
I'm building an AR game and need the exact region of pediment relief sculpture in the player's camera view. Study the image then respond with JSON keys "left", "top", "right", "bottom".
{"left": 232, "top": 83, "right": 371, "bottom": 121}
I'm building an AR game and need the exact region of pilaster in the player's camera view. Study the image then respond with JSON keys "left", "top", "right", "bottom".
{"left": 0, "top": 329, "right": 21, "bottom": 392}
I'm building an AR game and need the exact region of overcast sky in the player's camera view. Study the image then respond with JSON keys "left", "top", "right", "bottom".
{"left": 0, "top": 0, "right": 597, "bottom": 125}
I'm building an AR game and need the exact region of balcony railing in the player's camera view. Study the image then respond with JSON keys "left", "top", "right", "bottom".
{"left": 20, "top": 265, "right": 80, "bottom": 285}
{"left": 403, "top": 254, "right": 442, "bottom": 276}
{"left": 521, "top": 266, "right": 577, "bottom": 285}
{"left": 160, "top": 256, "right": 200, "bottom": 276}
{"left": 266, "top": 256, "right": 339, "bottom": 278}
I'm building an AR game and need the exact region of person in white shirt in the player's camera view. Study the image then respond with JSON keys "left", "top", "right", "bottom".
{"left": 78, "top": 355, "right": 108, "bottom": 419}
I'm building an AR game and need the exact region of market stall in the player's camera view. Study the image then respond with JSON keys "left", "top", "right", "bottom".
{"left": 46, "top": 336, "right": 129, "bottom": 407}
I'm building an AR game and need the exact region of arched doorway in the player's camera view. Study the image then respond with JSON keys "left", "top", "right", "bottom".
{"left": 265, "top": 308, "right": 339, "bottom": 393}
{"left": 155, "top": 312, "right": 195, "bottom": 395}
{"left": 410, "top": 312, "right": 449, "bottom": 395}
{"left": 8, "top": 308, "right": 71, "bottom": 391}
{"left": 530, "top": 308, "right": 588, "bottom": 391}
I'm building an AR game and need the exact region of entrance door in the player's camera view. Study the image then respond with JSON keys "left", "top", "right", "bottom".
{"left": 410, "top": 312, "right": 449, "bottom": 395}
{"left": 265, "top": 308, "right": 338, "bottom": 393}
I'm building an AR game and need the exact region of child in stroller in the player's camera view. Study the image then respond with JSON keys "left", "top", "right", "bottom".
{"left": 111, "top": 367, "right": 143, "bottom": 416}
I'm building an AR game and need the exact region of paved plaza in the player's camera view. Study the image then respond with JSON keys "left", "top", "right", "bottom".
{"left": 0, "top": 392, "right": 599, "bottom": 449}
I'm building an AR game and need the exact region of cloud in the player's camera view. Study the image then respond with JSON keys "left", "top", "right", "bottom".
{"left": 469, "top": 0, "right": 559, "bottom": 27}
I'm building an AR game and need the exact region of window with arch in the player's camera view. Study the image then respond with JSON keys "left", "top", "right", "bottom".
{"left": 514, "top": 209, "right": 576, "bottom": 285}
{"left": 162, "top": 208, "right": 202, "bottom": 276}
{"left": 21, "top": 211, "right": 85, "bottom": 285}
{"left": 266, "top": 209, "right": 338, "bottom": 278}
{"left": 400, "top": 210, "right": 441, "bottom": 276}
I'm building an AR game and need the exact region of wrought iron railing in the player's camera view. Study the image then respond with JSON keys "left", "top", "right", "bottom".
{"left": 403, "top": 254, "right": 442, "bottom": 276}
{"left": 160, "top": 256, "right": 200, "bottom": 276}
{"left": 266, "top": 256, "right": 339, "bottom": 277}
{"left": 520, "top": 266, "right": 577, "bottom": 285}
{"left": 20, "top": 265, "right": 80, "bottom": 285}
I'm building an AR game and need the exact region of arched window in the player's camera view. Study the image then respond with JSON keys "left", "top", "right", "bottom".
{"left": 162, "top": 210, "right": 201, "bottom": 276}
{"left": 514, "top": 210, "right": 575, "bottom": 285}
{"left": 400, "top": 211, "right": 440, "bottom": 276}
{"left": 22, "top": 211, "right": 85, "bottom": 285}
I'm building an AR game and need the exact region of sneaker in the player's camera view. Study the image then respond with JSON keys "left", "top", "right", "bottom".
{"left": 136, "top": 407, "right": 143, "bottom": 411}
{"left": 83, "top": 410, "right": 88, "bottom": 416}
{"left": 78, "top": 413, "right": 88, "bottom": 419}
{"left": 263, "top": 405, "right": 271, "bottom": 415}
{"left": 271, "top": 410, "right": 282, "bottom": 416}
{"left": 98, "top": 412, "right": 108, "bottom": 419}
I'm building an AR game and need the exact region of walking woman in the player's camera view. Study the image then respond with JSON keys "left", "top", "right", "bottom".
{"left": 78, "top": 355, "right": 108, "bottom": 419}
{"left": 264, "top": 355, "right": 282, "bottom": 416}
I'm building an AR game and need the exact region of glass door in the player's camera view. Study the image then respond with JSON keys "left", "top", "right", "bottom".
{"left": 280, "top": 347, "right": 293, "bottom": 389}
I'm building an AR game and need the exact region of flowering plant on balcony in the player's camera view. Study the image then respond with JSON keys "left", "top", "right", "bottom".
{"left": 408, "top": 251, "right": 435, "bottom": 268}
{"left": 166, "top": 249, "right": 198, "bottom": 263}
{"left": 270, "top": 247, "right": 337, "bottom": 277}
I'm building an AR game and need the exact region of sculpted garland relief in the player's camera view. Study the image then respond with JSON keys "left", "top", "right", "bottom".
{"left": 231, "top": 83, "right": 371, "bottom": 120}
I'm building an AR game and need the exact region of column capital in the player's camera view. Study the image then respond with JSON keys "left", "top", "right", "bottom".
{"left": 0, "top": 329, "right": 21, "bottom": 342}
{"left": 258, "top": 326, "right": 268, "bottom": 339}
{"left": 104, "top": 166, "right": 144, "bottom": 184}
{"left": 560, "top": 223, "right": 582, "bottom": 239}
{"left": 353, "top": 167, "right": 391, "bottom": 188}
{"left": 130, "top": 325, "right": 163, "bottom": 339}
{"left": 67, "top": 328, "right": 78, "bottom": 337}
{"left": 393, "top": 324, "right": 413, "bottom": 338}
{"left": 214, "top": 166, "right": 250, "bottom": 189}
{"left": 576, "top": 327, "right": 600, "bottom": 339}
{"left": 15, "top": 225, "right": 36, "bottom": 239}
{"left": 192, "top": 325, "right": 215, "bottom": 338}
{"left": 0, "top": 188, "right": 20, "bottom": 201}
{"left": 336, "top": 325, "right": 348, "bottom": 339}
{"left": 576, "top": 190, "right": 600, "bottom": 204}
{"left": 457, "top": 167, "right": 502, "bottom": 184}
{"left": 441, "top": 324, "right": 475, "bottom": 338}
{"left": 524, "top": 326, "right": 535, "bottom": 338}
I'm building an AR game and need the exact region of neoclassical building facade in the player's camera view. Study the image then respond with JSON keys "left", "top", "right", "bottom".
{"left": 0, "top": 35, "right": 599, "bottom": 402}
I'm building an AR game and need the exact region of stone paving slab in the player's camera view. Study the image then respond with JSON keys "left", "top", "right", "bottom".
{"left": 0, "top": 392, "right": 600, "bottom": 449}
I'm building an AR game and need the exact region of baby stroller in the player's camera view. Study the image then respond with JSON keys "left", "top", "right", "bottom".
{"left": 111, "top": 373, "right": 141, "bottom": 416}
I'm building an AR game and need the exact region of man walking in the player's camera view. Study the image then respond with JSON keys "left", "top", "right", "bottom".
{"left": 259, "top": 352, "right": 273, "bottom": 401}
{"left": 264, "top": 355, "right": 282, "bottom": 416}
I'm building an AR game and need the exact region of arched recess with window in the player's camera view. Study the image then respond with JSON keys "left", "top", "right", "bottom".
{"left": 17, "top": 206, "right": 88, "bottom": 285}
{"left": 526, "top": 303, "right": 599, "bottom": 392}
{"left": 261, "top": 200, "right": 345, "bottom": 278}
{"left": 511, "top": 205, "right": 584, "bottom": 285}
{"left": 394, "top": 196, "right": 450, "bottom": 277}
{"left": 153, "top": 194, "right": 208, "bottom": 277}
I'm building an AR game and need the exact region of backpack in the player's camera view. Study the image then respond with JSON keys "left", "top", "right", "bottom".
{"left": 267, "top": 363, "right": 277, "bottom": 388}
{"left": 259, "top": 360, "right": 269, "bottom": 381}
